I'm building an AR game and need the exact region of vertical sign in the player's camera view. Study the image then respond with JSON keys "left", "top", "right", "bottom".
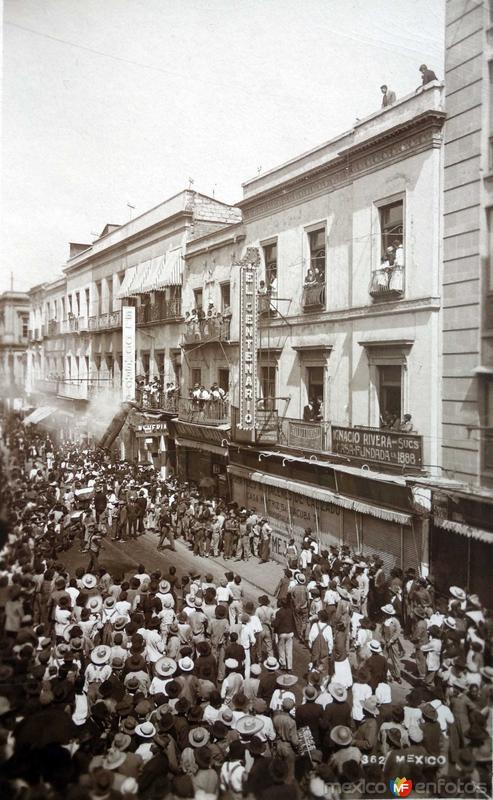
{"left": 121, "top": 306, "right": 135, "bottom": 401}
{"left": 239, "top": 250, "right": 259, "bottom": 435}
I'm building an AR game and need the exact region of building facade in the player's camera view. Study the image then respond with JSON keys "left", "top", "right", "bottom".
{"left": 0, "top": 290, "right": 30, "bottom": 407}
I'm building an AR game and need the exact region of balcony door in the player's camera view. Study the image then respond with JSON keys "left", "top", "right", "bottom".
{"left": 260, "top": 365, "right": 276, "bottom": 411}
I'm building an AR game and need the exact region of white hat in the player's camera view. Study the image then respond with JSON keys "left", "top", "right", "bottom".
{"left": 91, "top": 645, "right": 111, "bottom": 665}
{"left": 449, "top": 586, "right": 466, "bottom": 601}
{"left": 369, "top": 639, "right": 383, "bottom": 653}
{"left": 135, "top": 721, "right": 156, "bottom": 739}
{"left": 224, "top": 658, "right": 239, "bottom": 670}
{"left": 178, "top": 656, "right": 194, "bottom": 672}
{"left": 263, "top": 656, "right": 280, "bottom": 671}
{"left": 381, "top": 604, "right": 396, "bottom": 615}
{"left": 81, "top": 573, "right": 97, "bottom": 590}
{"left": 155, "top": 657, "right": 177, "bottom": 678}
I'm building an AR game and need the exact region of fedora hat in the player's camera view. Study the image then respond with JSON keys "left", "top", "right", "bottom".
{"left": 82, "top": 574, "right": 97, "bottom": 590}
{"left": 236, "top": 715, "right": 264, "bottom": 737}
{"left": 421, "top": 703, "right": 438, "bottom": 722}
{"left": 91, "top": 645, "right": 111, "bottom": 665}
{"left": 330, "top": 725, "right": 352, "bottom": 747}
{"left": 362, "top": 696, "right": 380, "bottom": 716}
{"left": 135, "top": 721, "right": 156, "bottom": 739}
{"left": 188, "top": 726, "right": 210, "bottom": 747}
{"left": 276, "top": 674, "right": 297, "bottom": 688}
{"left": 328, "top": 682, "right": 348, "bottom": 702}
{"left": 381, "top": 604, "right": 396, "bottom": 615}
{"left": 178, "top": 656, "right": 194, "bottom": 672}
{"left": 369, "top": 640, "right": 382, "bottom": 653}
{"left": 304, "top": 685, "right": 318, "bottom": 701}
{"left": 263, "top": 656, "right": 280, "bottom": 671}
{"left": 155, "top": 657, "right": 177, "bottom": 678}
{"left": 450, "top": 586, "right": 466, "bottom": 601}
{"left": 103, "top": 748, "right": 126, "bottom": 770}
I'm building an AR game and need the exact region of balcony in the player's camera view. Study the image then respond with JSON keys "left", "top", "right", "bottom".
{"left": 33, "top": 378, "right": 58, "bottom": 395}
{"left": 279, "top": 418, "right": 330, "bottom": 452}
{"left": 57, "top": 379, "right": 89, "bottom": 400}
{"left": 181, "top": 317, "right": 231, "bottom": 346}
{"left": 88, "top": 310, "right": 122, "bottom": 332}
{"left": 135, "top": 387, "right": 179, "bottom": 413}
{"left": 136, "top": 300, "right": 182, "bottom": 325}
{"left": 369, "top": 265, "right": 404, "bottom": 301}
{"left": 258, "top": 293, "right": 278, "bottom": 318}
{"left": 301, "top": 283, "right": 325, "bottom": 311}
{"left": 178, "top": 397, "right": 229, "bottom": 426}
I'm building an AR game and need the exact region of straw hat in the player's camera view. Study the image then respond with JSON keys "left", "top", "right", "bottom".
{"left": 263, "top": 656, "right": 280, "bottom": 671}
{"left": 224, "top": 658, "right": 239, "bottom": 670}
{"left": 444, "top": 616, "right": 457, "bottom": 630}
{"left": 135, "top": 721, "right": 156, "bottom": 738}
{"left": 159, "top": 580, "right": 171, "bottom": 594}
{"left": 87, "top": 596, "right": 103, "bottom": 613}
{"left": 450, "top": 586, "right": 466, "bottom": 601}
{"left": 328, "top": 682, "right": 348, "bottom": 702}
{"left": 330, "top": 725, "right": 352, "bottom": 746}
{"left": 113, "top": 733, "right": 132, "bottom": 751}
{"left": 362, "top": 696, "right": 380, "bottom": 716}
{"left": 236, "top": 715, "right": 264, "bottom": 737}
{"left": 103, "top": 748, "right": 126, "bottom": 770}
{"left": 178, "top": 657, "right": 194, "bottom": 672}
{"left": 381, "top": 604, "right": 396, "bottom": 615}
{"left": 369, "top": 640, "right": 382, "bottom": 653}
{"left": 276, "top": 674, "right": 297, "bottom": 688}
{"left": 91, "top": 645, "right": 111, "bottom": 665}
{"left": 82, "top": 574, "right": 97, "bottom": 590}
{"left": 188, "top": 726, "right": 210, "bottom": 748}
{"left": 155, "top": 657, "right": 177, "bottom": 678}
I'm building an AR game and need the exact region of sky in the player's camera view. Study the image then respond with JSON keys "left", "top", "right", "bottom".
{"left": 1, "top": 0, "right": 445, "bottom": 294}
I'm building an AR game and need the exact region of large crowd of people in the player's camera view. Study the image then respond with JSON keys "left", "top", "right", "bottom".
{"left": 0, "top": 409, "right": 492, "bottom": 800}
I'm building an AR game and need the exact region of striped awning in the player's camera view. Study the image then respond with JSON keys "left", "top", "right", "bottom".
{"left": 116, "top": 249, "right": 183, "bottom": 298}
{"left": 433, "top": 515, "right": 493, "bottom": 544}
{"left": 116, "top": 265, "right": 138, "bottom": 299}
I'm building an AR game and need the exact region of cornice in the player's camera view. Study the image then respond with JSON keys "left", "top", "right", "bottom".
{"left": 240, "top": 111, "right": 445, "bottom": 222}
{"left": 260, "top": 296, "right": 441, "bottom": 328}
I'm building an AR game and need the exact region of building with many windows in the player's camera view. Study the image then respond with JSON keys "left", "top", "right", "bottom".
{"left": 0, "top": 290, "right": 30, "bottom": 407}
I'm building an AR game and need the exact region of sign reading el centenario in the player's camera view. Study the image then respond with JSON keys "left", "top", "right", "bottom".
{"left": 238, "top": 251, "right": 259, "bottom": 433}
{"left": 121, "top": 306, "right": 136, "bottom": 402}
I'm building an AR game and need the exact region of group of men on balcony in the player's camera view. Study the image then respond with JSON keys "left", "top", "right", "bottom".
{"left": 189, "top": 382, "right": 228, "bottom": 404}
{"left": 184, "top": 302, "right": 232, "bottom": 338}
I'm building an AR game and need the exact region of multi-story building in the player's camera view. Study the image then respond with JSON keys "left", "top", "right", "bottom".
{"left": 0, "top": 290, "right": 30, "bottom": 407}
{"left": 225, "top": 82, "right": 446, "bottom": 577}
{"left": 427, "top": 0, "right": 493, "bottom": 603}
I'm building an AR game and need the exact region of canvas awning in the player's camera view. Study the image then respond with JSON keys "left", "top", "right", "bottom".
{"left": 116, "top": 249, "right": 183, "bottom": 299}
{"left": 433, "top": 515, "right": 493, "bottom": 544}
{"left": 23, "top": 406, "right": 57, "bottom": 425}
{"left": 116, "top": 265, "right": 138, "bottom": 299}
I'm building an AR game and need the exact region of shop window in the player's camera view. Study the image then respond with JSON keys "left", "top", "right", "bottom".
{"left": 193, "top": 288, "right": 203, "bottom": 311}
{"left": 191, "top": 368, "right": 202, "bottom": 387}
{"left": 305, "top": 366, "right": 324, "bottom": 420}
{"left": 379, "top": 200, "right": 404, "bottom": 263}
{"left": 220, "top": 283, "right": 231, "bottom": 312}
{"left": 218, "top": 368, "right": 230, "bottom": 394}
{"left": 263, "top": 241, "right": 278, "bottom": 293}
{"left": 308, "top": 228, "right": 326, "bottom": 283}
{"left": 260, "top": 365, "right": 276, "bottom": 411}
{"left": 378, "top": 365, "right": 402, "bottom": 428}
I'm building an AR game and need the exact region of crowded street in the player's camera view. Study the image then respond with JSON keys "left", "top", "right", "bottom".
{"left": 0, "top": 409, "right": 491, "bottom": 799}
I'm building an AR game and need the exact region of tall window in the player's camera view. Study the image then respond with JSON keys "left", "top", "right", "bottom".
{"left": 306, "top": 366, "right": 324, "bottom": 419}
{"left": 68, "top": 295, "right": 73, "bottom": 315}
{"left": 263, "top": 242, "right": 278, "bottom": 292}
{"left": 21, "top": 315, "right": 29, "bottom": 339}
{"left": 191, "top": 368, "right": 202, "bottom": 387}
{"left": 193, "top": 288, "right": 203, "bottom": 311}
{"left": 260, "top": 365, "right": 276, "bottom": 410}
{"left": 85, "top": 288, "right": 90, "bottom": 318}
{"left": 220, "top": 282, "right": 231, "bottom": 312}
{"left": 74, "top": 292, "right": 80, "bottom": 316}
{"left": 141, "top": 352, "right": 150, "bottom": 379}
{"left": 95, "top": 281, "right": 102, "bottom": 316}
{"left": 218, "top": 368, "right": 230, "bottom": 394}
{"left": 379, "top": 200, "right": 404, "bottom": 262}
{"left": 378, "top": 365, "right": 402, "bottom": 427}
{"left": 60, "top": 297, "right": 65, "bottom": 320}
{"left": 309, "top": 229, "right": 326, "bottom": 282}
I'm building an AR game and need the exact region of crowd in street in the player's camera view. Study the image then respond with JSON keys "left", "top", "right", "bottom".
{"left": 0, "top": 409, "right": 492, "bottom": 800}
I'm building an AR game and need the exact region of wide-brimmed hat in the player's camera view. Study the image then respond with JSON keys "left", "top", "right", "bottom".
{"left": 468, "top": 593, "right": 482, "bottom": 609}
{"left": 103, "top": 597, "right": 116, "bottom": 609}
{"left": 113, "top": 617, "right": 127, "bottom": 631}
{"left": 135, "top": 721, "right": 156, "bottom": 739}
{"left": 329, "top": 682, "right": 348, "bottom": 702}
{"left": 155, "top": 657, "right": 177, "bottom": 678}
{"left": 421, "top": 703, "right": 438, "bottom": 722}
{"left": 82, "top": 574, "right": 97, "bottom": 590}
{"left": 224, "top": 658, "right": 239, "bottom": 670}
{"left": 362, "top": 696, "right": 380, "bottom": 716}
{"left": 480, "top": 666, "right": 493, "bottom": 681}
{"left": 188, "top": 726, "right": 210, "bottom": 747}
{"left": 178, "top": 657, "right": 194, "bottom": 672}
{"left": 304, "top": 685, "right": 318, "bottom": 701}
{"left": 369, "top": 640, "right": 382, "bottom": 653}
{"left": 381, "top": 604, "right": 396, "bottom": 615}
{"left": 91, "top": 645, "right": 111, "bottom": 665}
{"left": 450, "top": 586, "right": 466, "bottom": 601}
{"left": 276, "top": 674, "right": 297, "bottom": 688}
{"left": 87, "top": 596, "right": 103, "bottom": 613}
{"left": 120, "top": 715, "right": 138, "bottom": 734}
{"left": 159, "top": 580, "right": 171, "bottom": 594}
{"left": 218, "top": 708, "right": 234, "bottom": 727}
{"left": 387, "top": 727, "right": 403, "bottom": 748}
{"left": 263, "top": 656, "right": 279, "bottom": 671}
{"left": 296, "top": 573, "right": 306, "bottom": 585}
{"left": 236, "top": 715, "right": 264, "bottom": 737}
{"left": 103, "top": 748, "right": 126, "bottom": 770}
{"left": 126, "top": 653, "right": 146, "bottom": 672}
{"left": 444, "top": 616, "right": 457, "bottom": 630}
{"left": 330, "top": 725, "right": 352, "bottom": 747}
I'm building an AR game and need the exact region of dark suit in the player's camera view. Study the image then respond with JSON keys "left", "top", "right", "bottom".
{"left": 365, "top": 651, "right": 388, "bottom": 690}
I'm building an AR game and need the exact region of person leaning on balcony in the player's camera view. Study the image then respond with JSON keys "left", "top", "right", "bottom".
{"left": 399, "top": 414, "right": 414, "bottom": 433}
{"left": 380, "top": 84, "right": 396, "bottom": 107}
{"left": 419, "top": 63, "right": 438, "bottom": 86}
{"left": 303, "top": 400, "right": 316, "bottom": 421}
{"left": 304, "top": 268, "right": 317, "bottom": 287}
{"left": 258, "top": 280, "right": 268, "bottom": 295}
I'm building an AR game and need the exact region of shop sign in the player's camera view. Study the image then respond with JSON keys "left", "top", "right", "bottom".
{"left": 238, "top": 249, "right": 259, "bottom": 435}
{"left": 332, "top": 425, "right": 423, "bottom": 468}
{"left": 135, "top": 422, "right": 167, "bottom": 435}
{"left": 121, "top": 306, "right": 135, "bottom": 402}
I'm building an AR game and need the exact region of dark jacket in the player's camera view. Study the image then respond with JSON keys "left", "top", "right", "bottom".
{"left": 365, "top": 652, "right": 388, "bottom": 690}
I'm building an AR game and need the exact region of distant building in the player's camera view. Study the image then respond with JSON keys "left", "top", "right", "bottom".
{"left": 0, "top": 290, "right": 30, "bottom": 406}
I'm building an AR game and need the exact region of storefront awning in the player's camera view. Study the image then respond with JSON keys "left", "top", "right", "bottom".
{"left": 228, "top": 464, "right": 413, "bottom": 525}
{"left": 176, "top": 437, "right": 228, "bottom": 457}
{"left": 116, "top": 249, "right": 183, "bottom": 299}
{"left": 116, "top": 266, "right": 138, "bottom": 299}
{"left": 433, "top": 516, "right": 493, "bottom": 544}
{"left": 23, "top": 406, "right": 57, "bottom": 425}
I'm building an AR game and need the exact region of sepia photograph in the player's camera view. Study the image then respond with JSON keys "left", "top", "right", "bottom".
{"left": 0, "top": 1, "right": 492, "bottom": 798}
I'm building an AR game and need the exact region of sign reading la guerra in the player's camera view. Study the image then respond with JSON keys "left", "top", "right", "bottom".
{"left": 238, "top": 251, "right": 259, "bottom": 433}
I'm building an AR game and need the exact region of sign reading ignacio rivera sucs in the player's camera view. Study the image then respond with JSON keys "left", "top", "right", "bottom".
{"left": 332, "top": 425, "right": 422, "bottom": 468}
{"left": 238, "top": 250, "right": 259, "bottom": 433}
